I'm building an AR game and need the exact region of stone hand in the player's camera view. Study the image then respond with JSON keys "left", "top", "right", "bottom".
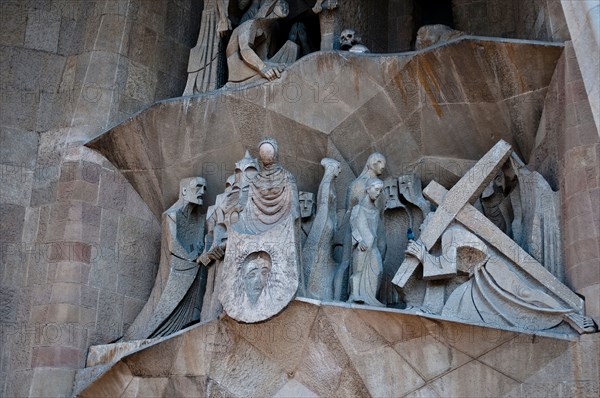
{"left": 217, "top": 18, "right": 231, "bottom": 38}
{"left": 358, "top": 241, "right": 368, "bottom": 251}
{"left": 405, "top": 239, "right": 425, "bottom": 261}
{"left": 209, "top": 244, "right": 225, "bottom": 260}
{"left": 260, "top": 64, "right": 284, "bottom": 81}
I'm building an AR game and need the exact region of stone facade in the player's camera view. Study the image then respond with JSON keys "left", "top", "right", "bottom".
{"left": 1, "top": 0, "right": 599, "bottom": 397}
{"left": 1, "top": 1, "right": 200, "bottom": 396}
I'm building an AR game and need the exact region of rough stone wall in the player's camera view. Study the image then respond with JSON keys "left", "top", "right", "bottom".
{"left": 452, "top": 0, "right": 570, "bottom": 41}
{"left": 387, "top": 0, "right": 415, "bottom": 52}
{"left": 530, "top": 41, "right": 600, "bottom": 322}
{"left": 0, "top": 1, "right": 200, "bottom": 396}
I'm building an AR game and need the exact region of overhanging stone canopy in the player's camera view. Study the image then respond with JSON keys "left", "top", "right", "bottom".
{"left": 86, "top": 37, "right": 563, "bottom": 220}
{"left": 74, "top": 300, "right": 599, "bottom": 397}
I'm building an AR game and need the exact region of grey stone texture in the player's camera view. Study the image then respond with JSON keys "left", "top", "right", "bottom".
{"left": 0, "top": 0, "right": 199, "bottom": 396}
{"left": 2, "top": 1, "right": 600, "bottom": 397}
{"left": 75, "top": 300, "right": 600, "bottom": 398}
{"left": 452, "top": 0, "right": 571, "bottom": 42}
{"left": 89, "top": 38, "right": 565, "bottom": 219}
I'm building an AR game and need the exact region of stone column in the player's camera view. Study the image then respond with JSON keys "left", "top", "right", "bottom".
{"left": 561, "top": 0, "right": 600, "bottom": 137}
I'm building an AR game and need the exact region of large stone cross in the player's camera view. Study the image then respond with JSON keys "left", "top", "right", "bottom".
{"left": 391, "top": 140, "right": 584, "bottom": 312}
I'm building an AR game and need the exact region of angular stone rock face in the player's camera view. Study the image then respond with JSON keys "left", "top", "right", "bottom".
{"left": 87, "top": 37, "right": 564, "bottom": 220}
{"left": 75, "top": 300, "right": 600, "bottom": 398}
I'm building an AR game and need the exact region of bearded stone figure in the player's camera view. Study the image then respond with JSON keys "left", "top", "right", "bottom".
{"left": 123, "top": 177, "right": 207, "bottom": 340}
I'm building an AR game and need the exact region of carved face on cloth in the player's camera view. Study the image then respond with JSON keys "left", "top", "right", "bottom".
{"left": 242, "top": 252, "right": 272, "bottom": 304}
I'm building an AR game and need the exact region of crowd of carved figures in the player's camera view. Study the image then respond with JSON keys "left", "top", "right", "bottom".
{"left": 124, "top": 137, "right": 596, "bottom": 342}
{"left": 121, "top": 0, "right": 600, "bottom": 340}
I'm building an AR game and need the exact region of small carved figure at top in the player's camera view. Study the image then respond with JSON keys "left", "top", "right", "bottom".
{"left": 340, "top": 29, "right": 370, "bottom": 53}
{"left": 348, "top": 178, "right": 386, "bottom": 306}
{"left": 415, "top": 24, "right": 465, "bottom": 50}
{"left": 312, "top": 0, "right": 338, "bottom": 14}
{"left": 226, "top": 0, "right": 295, "bottom": 83}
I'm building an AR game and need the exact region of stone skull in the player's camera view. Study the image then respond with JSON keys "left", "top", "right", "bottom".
{"left": 340, "top": 29, "right": 359, "bottom": 48}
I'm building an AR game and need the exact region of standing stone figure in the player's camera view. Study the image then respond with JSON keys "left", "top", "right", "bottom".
{"left": 299, "top": 191, "right": 316, "bottom": 246}
{"left": 334, "top": 152, "right": 386, "bottom": 301}
{"left": 303, "top": 158, "right": 341, "bottom": 300}
{"left": 348, "top": 178, "right": 386, "bottom": 306}
{"left": 123, "top": 177, "right": 207, "bottom": 340}
{"left": 219, "top": 138, "right": 301, "bottom": 323}
{"left": 184, "top": 0, "right": 231, "bottom": 94}
{"left": 199, "top": 152, "right": 260, "bottom": 321}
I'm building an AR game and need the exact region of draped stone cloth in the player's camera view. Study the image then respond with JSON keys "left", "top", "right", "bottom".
{"left": 238, "top": 163, "right": 298, "bottom": 234}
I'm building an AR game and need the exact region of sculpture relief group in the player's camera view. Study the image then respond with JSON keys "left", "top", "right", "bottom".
{"left": 124, "top": 138, "right": 596, "bottom": 342}
{"left": 120, "top": 0, "right": 597, "bottom": 340}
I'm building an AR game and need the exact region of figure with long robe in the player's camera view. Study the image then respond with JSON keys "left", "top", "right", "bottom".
{"left": 123, "top": 177, "right": 207, "bottom": 340}
{"left": 348, "top": 178, "right": 386, "bottom": 306}
{"left": 333, "top": 152, "right": 386, "bottom": 301}
{"left": 303, "top": 158, "right": 341, "bottom": 300}
{"left": 219, "top": 137, "right": 301, "bottom": 323}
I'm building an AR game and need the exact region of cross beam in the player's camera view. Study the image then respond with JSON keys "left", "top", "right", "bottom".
{"left": 392, "top": 140, "right": 512, "bottom": 288}
{"left": 423, "top": 181, "right": 584, "bottom": 312}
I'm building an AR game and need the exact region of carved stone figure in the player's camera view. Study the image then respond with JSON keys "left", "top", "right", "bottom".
{"left": 348, "top": 178, "right": 386, "bottom": 306}
{"left": 303, "top": 158, "right": 341, "bottom": 300}
{"left": 406, "top": 211, "right": 595, "bottom": 333}
{"left": 219, "top": 138, "right": 301, "bottom": 323}
{"left": 225, "top": 0, "right": 296, "bottom": 83}
{"left": 415, "top": 24, "right": 466, "bottom": 50}
{"left": 299, "top": 191, "right": 315, "bottom": 219}
{"left": 123, "top": 177, "right": 207, "bottom": 340}
{"left": 200, "top": 152, "right": 260, "bottom": 321}
{"left": 394, "top": 140, "right": 595, "bottom": 334}
{"left": 334, "top": 152, "right": 386, "bottom": 301}
{"left": 398, "top": 174, "right": 431, "bottom": 219}
{"left": 299, "top": 191, "right": 315, "bottom": 245}
{"left": 340, "top": 28, "right": 370, "bottom": 53}
{"left": 184, "top": 0, "right": 230, "bottom": 94}
{"left": 383, "top": 177, "right": 402, "bottom": 210}
{"left": 508, "top": 156, "right": 565, "bottom": 281}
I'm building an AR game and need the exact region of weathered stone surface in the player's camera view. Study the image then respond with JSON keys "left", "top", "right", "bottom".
{"left": 77, "top": 301, "right": 600, "bottom": 398}
{"left": 429, "top": 359, "right": 519, "bottom": 398}
{"left": 87, "top": 38, "right": 564, "bottom": 220}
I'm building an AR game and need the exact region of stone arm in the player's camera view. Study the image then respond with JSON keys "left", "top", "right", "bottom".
{"left": 166, "top": 213, "right": 203, "bottom": 262}
{"left": 405, "top": 230, "right": 456, "bottom": 274}
{"left": 350, "top": 206, "right": 374, "bottom": 251}
{"left": 239, "top": 26, "right": 267, "bottom": 71}
{"left": 216, "top": 0, "right": 232, "bottom": 36}
{"left": 238, "top": 24, "right": 282, "bottom": 80}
